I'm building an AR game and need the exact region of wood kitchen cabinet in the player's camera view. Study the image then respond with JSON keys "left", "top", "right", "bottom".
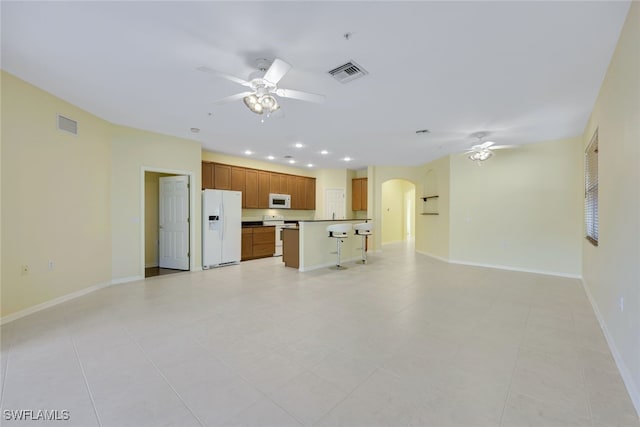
{"left": 241, "top": 226, "right": 275, "bottom": 260}
{"left": 231, "top": 167, "right": 246, "bottom": 207}
{"left": 258, "top": 171, "right": 271, "bottom": 208}
{"left": 241, "top": 228, "right": 253, "bottom": 260}
{"left": 305, "top": 177, "right": 316, "bottom": 210}
{"left": 213, "top": 164, "right": 231, "bottom": 190}
{"left": 287, "top": 175, "right": 297, "bottom": 206}
{"left": 270, "top": 173, "right": 288, "bottom": 194}
{"left": 202, "top": 162, "right": 214, "bottom": 189}
{"left": 282, "top": 228, "right": 299, "bottom": 268}
{"left": 245, "top": 169, "right": 259, "bottom": 208}
{"left": 201, "top": 162, "right": 316, "bottom": 210}
{"left": 294, "top": 177, "right": 306, "bottom": 210}
{"left": 352, "top": 177, "right": 368, "bottom": 211}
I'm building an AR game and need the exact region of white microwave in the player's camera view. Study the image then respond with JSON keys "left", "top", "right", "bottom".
{"left": 269, "top": 193, "right": 291, "bottom": 209}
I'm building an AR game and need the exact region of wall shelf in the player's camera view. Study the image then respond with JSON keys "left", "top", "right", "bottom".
{"left": 420, "top": 195, "right": 439, "bottom": 215}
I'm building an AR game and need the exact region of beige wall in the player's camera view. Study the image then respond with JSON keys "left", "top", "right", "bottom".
{"left": 449, "top": 137, "right": 583, "bottom": 276}
{"left": 1, "top": 71, "right": 112, "bottom": 318}
{"left": 381, "top": 179, "right": 415, "bottom": 244}
{"left": 415, "top": 156, "right": 450, "bottom": 260}
{"left": 582, "top": 1, "right": 640, "bottom": 411}
{"left": 111, "top": 126, "right": 201, "bottom": 280}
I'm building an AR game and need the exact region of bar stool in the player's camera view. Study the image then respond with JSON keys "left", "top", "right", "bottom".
{"left": 354, "top": 222, "right": 373, "bottom": 264}
{"left": 326, "top": 223, "right": 353, "bottom": 269}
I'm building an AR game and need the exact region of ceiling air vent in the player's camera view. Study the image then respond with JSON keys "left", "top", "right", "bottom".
{"left": 57, "top": 114, "right": 78, "bottom": 135}
{"left": 328, "top": 60, "right": 368, "bottom": 83}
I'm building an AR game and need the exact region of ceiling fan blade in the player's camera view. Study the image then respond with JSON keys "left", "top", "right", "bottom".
{"left": 275, "top": 88, "right": 325, "bottom": 103}
{"left": 212, "top": 91, "right": 254, "bottom": 105}
{"left": 263, "top": 58, "right": 292, "bottom": 85}
{"left": 491, "top": 144, "right": 516, "bottom": 150}
{"left": 197, "top": 66, "right": 252, "bottom": 87}
{"left": 479, "top": 141, "right": 495, "bottom": 149}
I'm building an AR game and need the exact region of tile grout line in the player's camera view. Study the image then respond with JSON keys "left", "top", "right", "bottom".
{"left": 70, "top": 335, "right": 102, "bottom": 427}
{"left": 189, "top": 337, "right": 309, "bottom": 427}
{"left": 573, "top": 307, "right": 597, "bottom": 427}
{"left": 131, "top": 338, "right": 207, "bottom": 427}
{"left": 0, "top": 335, "right": 11, "bottom": 410}
{"left": 497, "top": 304, "right": 532, "bottom": 427}
{"left": 312, "top": 367, "right": 380, "bottom": 427}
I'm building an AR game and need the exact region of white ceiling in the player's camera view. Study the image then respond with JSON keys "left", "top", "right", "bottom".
{"left": 1, "top": 1, "right": 630, "bottom": 170}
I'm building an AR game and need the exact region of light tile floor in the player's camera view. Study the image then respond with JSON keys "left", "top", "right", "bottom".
{"left": 1, "top": 242, "right": 638, "bottom": 427}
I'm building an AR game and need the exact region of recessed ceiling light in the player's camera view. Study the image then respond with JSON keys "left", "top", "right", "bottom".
{"left": 267, "top": 155, "right": 275, "bottom": 160}
{"left": 320, "top": 150, "right": 329, "bottom": 155}
{"left": 244, "top": 150, "right": 253, "bottom": 155}
{"left": 307, "top": 163, "right": 314, "bottom": 168}
{"left": 190, "top": 127, "right": 200, "bottom": 133}
{"left": 288, "top": 159, "right": 296, "bottom": 164}
{"left": 343, "top": 157, "right": 352, "bottom": 162}
{"left": 295, "top": 143, "right": 303, "bottom": 148}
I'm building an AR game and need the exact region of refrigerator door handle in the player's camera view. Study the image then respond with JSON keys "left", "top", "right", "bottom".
{"left": 220, "top": 202, "right": 224, "bottom": 241}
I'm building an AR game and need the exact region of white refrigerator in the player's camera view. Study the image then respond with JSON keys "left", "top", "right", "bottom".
{"left": 202, "top": 189, "right": 242, "bottom": 268}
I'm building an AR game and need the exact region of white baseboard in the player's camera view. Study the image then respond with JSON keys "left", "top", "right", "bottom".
{"left": 415, "top": 250, "right": 450, "bottom": 263}
{"left": 145, "top": 262, "right": 158, "bottom": 268}
{"left": 581, "top": 279, "right": 640, "bottom": 417}
{"left": 1, "top": 275, "right": 146, "bottom": 325}
{"left": 1, "top": 280, "right": 112, "bottom": 326}
{"left": 110, "top": 275, "right": 144, "bottom": 285}
{"left": 448, "top": 258, "right": 582, "bottom": 279}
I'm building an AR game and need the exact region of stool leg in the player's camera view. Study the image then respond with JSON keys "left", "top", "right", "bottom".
{"left": 361, "top": 235, "right": 367, "bottom": 263}
{"left": 336, "top": 238, "right": 342, "bottom": 268}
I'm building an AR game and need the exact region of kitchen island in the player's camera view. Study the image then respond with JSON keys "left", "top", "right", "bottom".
{"left": 283, "top": 219, "right": 371, "bottom": 271}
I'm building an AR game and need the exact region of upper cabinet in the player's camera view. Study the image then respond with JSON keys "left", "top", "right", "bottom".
{"left": 202, "top": 162, "right": 214, "bottom": 190}
{"left": 203, "top": 162, "right": 315, "bottom": 210}
{"left": 352, "top": 177, "right": 368, "bottom": 211}
{"left": 213, "top": 164, "right": 231, "bottom": 190}
{"left": 230, "top": 167, "right": 246, "bottom": 206}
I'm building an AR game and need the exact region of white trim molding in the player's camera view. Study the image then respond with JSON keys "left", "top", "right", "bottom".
{"left": 415, "top": 250, "right": 449, "bottom": 263}
{"left": 581, "top": 279, "right": 640, "bottom": 417}
{"left": 1, "top": 281, "right": 111, "bottom": 325}
{"left": 0, "top": 275, "right": 145, "bottom": 325}
{"left": 448, "top": 258, "right": 582, "bottom": 279}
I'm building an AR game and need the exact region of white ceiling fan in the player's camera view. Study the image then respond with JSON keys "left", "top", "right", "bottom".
{"left": 464, "top": 133, "right": 514, "bottom": 163}
{"left": 198, "top": 58, "right": 325, "bottom": 117}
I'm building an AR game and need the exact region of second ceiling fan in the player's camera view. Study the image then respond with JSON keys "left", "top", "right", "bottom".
{"left": 198, "top": 58, "right": 325, "bottom": 116}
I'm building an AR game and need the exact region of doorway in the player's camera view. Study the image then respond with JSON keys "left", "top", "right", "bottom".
{"left": 381, "top": 179, "right": 415, "bottom": 245}
{"left": 143, "top": 171, "right": 192, "bottom": 278}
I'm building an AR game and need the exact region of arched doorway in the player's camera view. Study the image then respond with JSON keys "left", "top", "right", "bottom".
{"left": 381, "top": 179, "right": 416, "bottom": 245}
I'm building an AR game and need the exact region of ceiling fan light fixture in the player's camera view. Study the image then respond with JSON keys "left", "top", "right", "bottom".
{"left": 260, "top": 95, "right": 277, "bottom": 109}
{"left": 468, "top": 149, "right": 493, "bottom": 162}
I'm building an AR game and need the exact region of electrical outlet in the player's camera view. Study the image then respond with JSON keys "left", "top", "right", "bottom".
{"left": 48, "top": 260, "right": 54, "bottom": 271}
{"left": 21, "top": 265, "right": 29, "bottom": 275}
{"left": 619, "top": 297, "right": 624, "bottom": 312}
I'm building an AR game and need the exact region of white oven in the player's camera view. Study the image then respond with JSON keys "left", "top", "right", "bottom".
{"left": 269, "top": 193, "right": 291, "bottom": 209}
{"left": 263, "top": 215, "right": 296, "bottom": 256}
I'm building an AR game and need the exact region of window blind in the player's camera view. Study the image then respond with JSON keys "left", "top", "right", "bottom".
{"left": 585, "top": 130, "right": 598, "bottom": 246}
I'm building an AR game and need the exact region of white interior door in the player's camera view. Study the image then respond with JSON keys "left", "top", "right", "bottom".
{"left": 325, "top": 188, "right": 345, "bottom": 220}
{"left": 159, "top": 176, "right": 189, "bottom": 270}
